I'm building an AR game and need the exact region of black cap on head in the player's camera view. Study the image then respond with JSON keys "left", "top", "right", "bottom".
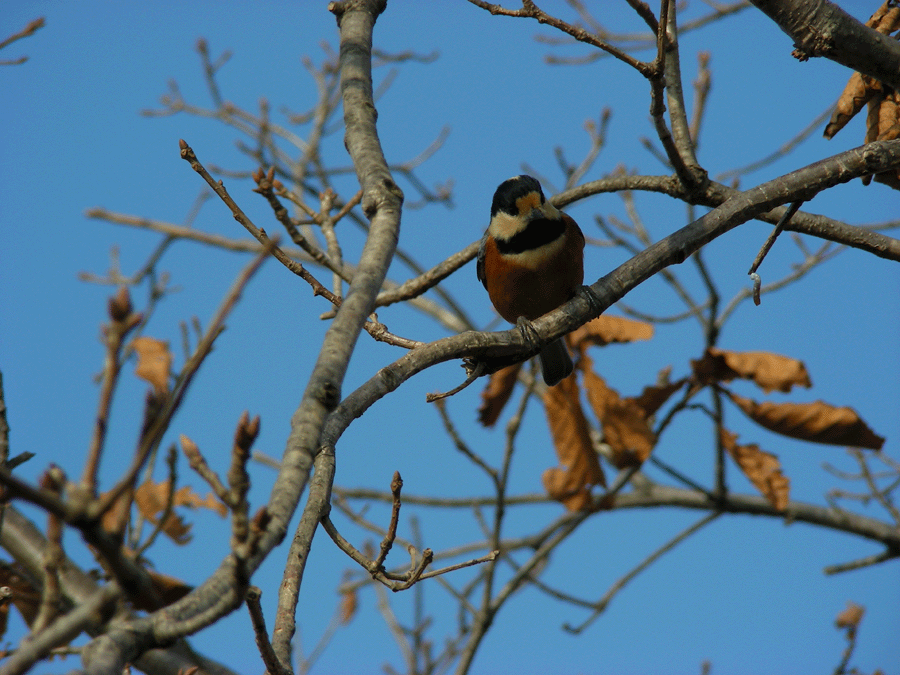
{"left": 490, "top": 175, "right": 545, "bottom": 217}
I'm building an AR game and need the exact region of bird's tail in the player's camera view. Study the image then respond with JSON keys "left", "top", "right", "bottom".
{"left": 539, "top": 337, "right": 574, "bottom": 386}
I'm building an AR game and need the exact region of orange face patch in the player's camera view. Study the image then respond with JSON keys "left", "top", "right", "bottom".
{"left": 514, "top": 192, "right": 542, "bottom": 216}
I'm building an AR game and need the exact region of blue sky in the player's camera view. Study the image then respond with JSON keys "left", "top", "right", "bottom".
{"left": 2, "top": 2, "right": 898, "bottom": 674}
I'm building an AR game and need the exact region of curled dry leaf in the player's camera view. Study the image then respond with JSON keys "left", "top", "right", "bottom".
{"left": 477, "top": 363, "right": 522, "bottom": 427}
{"left": 134, "top": 479, "right": 228, "bottom": 545}
{"left": 823, "top": 1, "right": 900, "bottom": 189}
{"left": 583, "top": 367, "right": 656, "bottom": 468}
{"left": 174, "top": 484, "right": 229, "bottom": 517}
{"left": 834, "top": 601, "right": 865, "bottom": 629}
{"left": 568, "top": 315, "right": 653, "bottom": 352}
{"left": 0, "top": 564, "right": 40, "bottom": 629}
{"left": 692, "top": 347, "right": 811, "bottom": 393}
{"left": 865, "top": 89, "right": 884, "bottom": 147}
{"left": 720, "top": 429, "right": 790, "bottom": 511}
{"left": 825, "top": 0, "right": 900, "bottom": 139}
{"left": 878, "top": 88, "right": 900, "bottom": 140}
{"left": 824, "top": 72, "right": 880, "bottom": 139}
{"left": 872, "top": 90, "right": 900, "bottom": 189}
{"left": 869, "top": 0, "right": 900, "bottom": 32}
{"left": 541, "top": 374, "right": 606, "bottom": 511}
{"left": 632, "top": 375, "right": 687, "bottom": 418}
{"left": 339, "top": 587, "right": 358, "bottom": 625}
{"left": 727, "top": 392, "right": 885, "bottom": 450}
{"left": 132, "top": 336, "right": 173, "bottom": 395}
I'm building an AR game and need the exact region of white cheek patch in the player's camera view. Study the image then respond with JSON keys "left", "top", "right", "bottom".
{"left": 488, "top": 212, "right": 527, "bottom": 239}
{"left": 500, "top": 234, "right": 568, "bottom": 270}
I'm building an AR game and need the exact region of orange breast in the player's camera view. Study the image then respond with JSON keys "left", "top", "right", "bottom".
{"left": 482, "top": 219, "right": 584, "bottom": 323}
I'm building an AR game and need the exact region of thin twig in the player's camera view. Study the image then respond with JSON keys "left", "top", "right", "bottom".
{"left": 374, "top": 472, "right": 404, "bottom": 569}
{"left": 747, "top": 200, "right": 804, "bottom": 305}
{"left": 564, "top": 512, "right": 721, "bottom": 633}
{"left": 228, "top": 412, "right": 260, "bottom": 560}
{"left": 246, "top": 586, "right": 291, "bottom": 675}
{"left": 133, "top": 446, "right": 179, "bottom": 558}
{"left": 466, "top": 0, "right": 653, "bottom": 75}
{"left": 0, "top": 17, "right": 45, "bottom": 65}
{"left": 823, "top": 548, "right": 898, "bottom": 575}
{"left": 31, "top": 468, "right": 65, "bottom": 634}
{"left": 81, "top": 288, "right": 141, "bottom": 495}
{"left": 0, "top": 371, "right": 10, "bottom": 466}
{"left": 426, "top": 361, "right": 485, "bottom": 403}
{"left": 180, "top": 435, "right": 230, "bottom": 504}
{"left": 93, "top": 244, "right": 271, "bottom": 521}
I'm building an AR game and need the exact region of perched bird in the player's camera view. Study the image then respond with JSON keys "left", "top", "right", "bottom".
{"left": 477, "top": 175, "right": 585, "bottom": 386}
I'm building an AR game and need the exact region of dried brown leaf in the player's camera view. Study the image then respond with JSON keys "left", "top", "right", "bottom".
{"left": 0, "top": 564, "right": 40, "bottom": 628}
{"left": 339, "top": 588, "right": 358, "bottom": 625}
{"left": 692, "top": 347, "right": 811, "bottom": 393}
{"left": 541, "top": 374, "right": 606, "bottom": 511}
{"left": 835, "top": 601, "right": 865, "bottom": 629}
{"left": 143, "top": 569, "right": 193, "bottom": 610}
{"left": 867, "top": 1, "right": 900, "bottom": 33}
{"left": 158, "top": 512, "right": 191, "bottom": 545}
{"left": 873, "top": 92, "right": 900, "bottom": 188}
{"left": 583, "top": 367, "right": 656, "bottom": 468}
{"left": 174, "top": 485, "right": 228, "bottom": 517}
{"left": 477, "top": 363, "right": 522, "bottom": 427}
{"left": 872, "top": 167, "right": 900, "bottom": 189}
{"left": 569, "top": 315, "right": 653, "bottom": 352}
{"left": 134, "top": 479, "right": 217, "bottom": 545}
{"left": 132, "top": 336, "right": 172, "bottom": 395}
{"left": 866, "top": 90, "right": 884, "bottom": 145}
{"left": 632, "top": 376, "right": 687, "bottom": 417}
{"left": 872, "top": 89, "right": 900, "bottom": 187}
{"left": 878, "top": 90, "right": 900, "bottom": 140}
{"left": 721, "top": 429, "right": 790, "bottom": 511}
{"left": 825, "top": 1, "right": 900, "bottom": 139}
{"left": 727, "top": 392, "right": 885, "bottom": 450}
{"left": 824, "top": 72, "right": 880, "bottom": 140}
{"left": 134, "top": 479, "right": 173, "bottom": 521}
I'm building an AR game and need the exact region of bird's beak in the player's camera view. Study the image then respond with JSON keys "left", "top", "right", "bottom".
{"left": 528, "top": 207, "right": 546, "bottom": 222}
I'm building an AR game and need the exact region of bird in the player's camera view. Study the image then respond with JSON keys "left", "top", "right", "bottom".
{"left": 477, "top": 175, "right": 585, "bottom": 386}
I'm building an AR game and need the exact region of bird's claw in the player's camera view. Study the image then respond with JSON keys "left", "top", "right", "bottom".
{"left": 515, "top": 316, "right": 541, "bottom": 352}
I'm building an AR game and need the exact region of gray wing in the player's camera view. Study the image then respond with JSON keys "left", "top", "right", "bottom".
{"left": 476, "top": 231, "right": 489, "bottom": 289}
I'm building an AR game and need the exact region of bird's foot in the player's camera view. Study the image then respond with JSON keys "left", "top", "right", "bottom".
{"left": 515, "top": 316, "right": 541, "bottom": 352}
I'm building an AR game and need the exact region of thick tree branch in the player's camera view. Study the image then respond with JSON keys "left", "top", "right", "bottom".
{"left": 556, "top": 157, "right": 900, "bottom": 262}
{"left": 323, "top": 140, "right": 900, "bottom": 445}
{"left": 271, "top": 447, "right": 336, "bottom": 671}
{"left": 0, "top": 584, "right": 120, "bottom": 675}
{"left": 750, "top": 0, "right": 900, "bottom": 90}
{"left": 78, "top": 2, "right": 405, "bottom": 665}
{"left": 0, "top": 505, "right": 239, "bottom": 675}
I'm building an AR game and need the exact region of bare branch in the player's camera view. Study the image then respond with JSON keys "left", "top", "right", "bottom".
{"left": 750, "top": 0, "right": 900, "bottom": 90}
{"left": 467, "top": 0, "right": 654, "bottom": 75}
{"left": 246, "top": 586, "right": 291, "bottom": 675}
{"left": 0, "top": 17, "right": 45, "bottom": 66}
{"left": 564, "top": 512, "right": 721, "bottom": 633}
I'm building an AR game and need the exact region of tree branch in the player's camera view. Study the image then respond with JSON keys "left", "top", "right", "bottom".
{"left": 323, "top": 140, "right": 900, "bottom": 444}
{"left": 750, "top": 0, "right": 900, "bottom": 90}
